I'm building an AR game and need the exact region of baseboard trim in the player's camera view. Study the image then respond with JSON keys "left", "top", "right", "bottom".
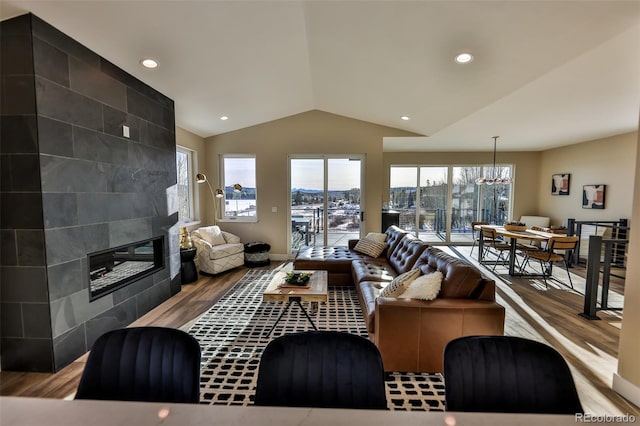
{"left": 270, "top": 253, "right": 295, "bottom": 261}
{"left": 612, "top": 373, "right": 640, "bottom": 408}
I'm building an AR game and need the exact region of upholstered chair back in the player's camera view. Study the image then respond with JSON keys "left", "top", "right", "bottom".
{"left": 76, "top": 327, "right": 201, "bottom": 403}
{"left": 444, "top": 336, "right": 583, "bottom": 414}
{"left": 254, "top": 331, "right": 387, "bottom": 409}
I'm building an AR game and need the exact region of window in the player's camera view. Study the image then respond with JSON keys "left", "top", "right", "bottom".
{"left": 176, "top": 147, "right": 195, "bottom": 222}
{"left": 389, "top": 163, "right": 513, "bottom": 243}
{"left": 289, "top": 156, "right": 364, "bottom": 250}
{"left": 221, "top": 155, "right": 257, "bottom": 221}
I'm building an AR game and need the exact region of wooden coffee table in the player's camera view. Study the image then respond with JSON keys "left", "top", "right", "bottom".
{"left": 263, "top": 270, "right": 328, "bottom": 336}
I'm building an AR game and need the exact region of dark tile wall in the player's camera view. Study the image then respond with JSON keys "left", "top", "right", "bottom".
{"left": 0, "top": 14, "right": 181, "bottom": 372}
{"left": 0, "top": 13, "right": 53, "bottom": 372}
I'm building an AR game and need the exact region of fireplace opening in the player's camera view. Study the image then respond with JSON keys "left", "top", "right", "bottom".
{"left": 88, "top": 237, "right": 164, "bottom": 301}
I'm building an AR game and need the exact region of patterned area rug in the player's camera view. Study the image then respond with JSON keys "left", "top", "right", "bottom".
{"left": 187, "top": 268, "right": 445, "bottom": 411}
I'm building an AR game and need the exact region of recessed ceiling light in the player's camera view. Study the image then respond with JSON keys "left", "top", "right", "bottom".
{"left": 455, "top": 53, "right": 473, "bottom": 64}
{"left": 220, "top": 116, "right": 228, "bottom": 121}
{"left": 401, "top": 116, "right": 410, "bottom": 121}
{"left": 140, "top": 58, "right": 159, "bottom": 69}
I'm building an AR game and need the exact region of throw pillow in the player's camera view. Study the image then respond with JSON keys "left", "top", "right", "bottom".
{"left": 399, "top": 271, "right": 444, "bottom": 301}
{"left": 379, "top": 269, "right": 421, "bottom": 297}
{"left": 198, "top": 226, "right": 226, "bottom": 246}
{"left": 353, "top": 238, "right": 387, "bottom": 258}
{"left": 364, "top": 232, "right": 387, "bottom": 243}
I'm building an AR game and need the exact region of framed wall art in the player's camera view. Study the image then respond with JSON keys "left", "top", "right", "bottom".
{"left": 551, "top": 173, "right": 570, "bottom": 195}
{"left": 582, "top": 184, "right": 606, "bottom": 209}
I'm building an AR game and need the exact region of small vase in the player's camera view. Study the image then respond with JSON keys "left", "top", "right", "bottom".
{"left": 179, "top": 227, "right": 193, "bottom": 249}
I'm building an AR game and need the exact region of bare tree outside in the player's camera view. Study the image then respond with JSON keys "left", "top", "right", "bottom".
{"left": 176, "top": 149, "right": 191, "bottom": 221}
{"left": 390, "top": 164, "right": 513, "bottom": 242}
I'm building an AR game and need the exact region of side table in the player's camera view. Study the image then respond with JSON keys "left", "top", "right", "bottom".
{"left": 180, "top": 247, "right": 198, "bottom": 284}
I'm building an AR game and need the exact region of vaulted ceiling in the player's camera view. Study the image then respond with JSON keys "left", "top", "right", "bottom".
{"left": 1, "top": 1, "right": 639, "bottom": 151}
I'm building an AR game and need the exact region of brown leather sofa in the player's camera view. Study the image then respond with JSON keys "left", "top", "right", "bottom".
{"left": 294, "top": 225, "right": 409, "bottom": 285}
{"left": 294, "top": 225, "right": 505, "bottom": 373}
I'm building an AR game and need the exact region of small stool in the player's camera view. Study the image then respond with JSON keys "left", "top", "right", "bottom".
{"left": 180, "top": 247, "right": 198, "bottom": 284}
{"left": 244, "top": 242, "right": 271, "bottom": 267}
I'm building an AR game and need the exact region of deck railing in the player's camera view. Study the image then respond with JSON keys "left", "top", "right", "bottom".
{"left": 396, "top": 208, "right": 507, "bottom": 236}
{"left": 291, "top": 206, "right": 360, "bottom": 250}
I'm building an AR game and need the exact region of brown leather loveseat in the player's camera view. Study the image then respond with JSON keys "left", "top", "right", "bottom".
{"left": 294, "top": 225, "right": 505, "bottom": 373}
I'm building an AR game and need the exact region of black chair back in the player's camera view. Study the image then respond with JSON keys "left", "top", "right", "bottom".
{"left": 75, "top": 327, "right": 201, "bottom": 403}
{"left": 254, "top": 331, "right": 387, "bottom": 409}
{"left": 444, "top": 335, "right": 583, "bottom": 414}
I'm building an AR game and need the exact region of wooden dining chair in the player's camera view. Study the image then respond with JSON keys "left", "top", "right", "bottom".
{"left": 480, "top": 227, "right": 511, "bottom": 271}
{"left": 514, "top": 238, "right": 541, "bottom": 267}
{"left": 470, "top": 221, "right": 491, "bottom": 256}
{"left": 512, "top": 226, "right": 546, "bottom": 256}
{"left": 522, "top": 236, "right": 579, "bottom": 288}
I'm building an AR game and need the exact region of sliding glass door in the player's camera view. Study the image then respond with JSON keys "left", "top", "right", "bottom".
{"left": 450, "top": 166, "right": 481, "bottom": 244}
{"left": 390, "top": 164, "right": 513, "bottom": 244}
{"left": 327, "top": 158, "right": 362, "bottom": 246}
{"left": 479, "top": 165, "right": 512, "bottom": 225}
{"left": 418, "top": 167, "right": 448, "bottom": 242}
{"left": 390, "top": 166, "right": 418, "bottom": 235}
{"left": 291, "top": 158, "right": 324, "bottom": 249}
{"left": 290, "top": 156, "right": 363, "bottom": 252}
{"left": 390, "top": 166, "right": 448, "bottom": 242}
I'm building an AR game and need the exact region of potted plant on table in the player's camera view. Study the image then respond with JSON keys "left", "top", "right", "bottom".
{"left": 285, "top": 271, "right": 311, "bottom": 286}
{"left": 503, "top": 221, "right": 527, "bottom": 232}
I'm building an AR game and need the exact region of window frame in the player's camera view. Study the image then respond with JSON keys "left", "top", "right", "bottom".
{"left": 389, "top": 163, "right": 514, "bottom": 243}
{"left": 176, "top": 146, "right": 196, "bottom": 223}
{"left": 219, "top": 154, "right": 258, "bottom": 223}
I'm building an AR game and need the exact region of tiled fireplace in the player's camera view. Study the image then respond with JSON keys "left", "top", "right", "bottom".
{"left": 88, "top": 237, "right": 165, "bottom": 301}
{"left": 0, "top": 13, "right": 181, "bottom": 372}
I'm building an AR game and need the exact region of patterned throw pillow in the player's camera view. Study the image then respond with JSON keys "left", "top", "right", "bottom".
{"left": 379, "top": 269, "right": 421, "bottom": 297}
{"left": 353, "top": 238, "right": 387, "bottom": 258}
{"left": 399, "top": 271, "right": 444, "bottom": 300}
{"left": 198, "top": 226, "right": 226, "bottom": 246}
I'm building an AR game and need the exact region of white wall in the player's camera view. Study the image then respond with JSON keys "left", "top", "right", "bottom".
{"left": 537, "top": 130, "right": 640, "bottom": 404}
{"left": 537, "top": 132, "right": 638, "bottom": 226}
{"left": 614, "top": 128, "right": 640, "bottom": 405}
{"left": 176, "top": 127, "right": 206, "bottom": 226}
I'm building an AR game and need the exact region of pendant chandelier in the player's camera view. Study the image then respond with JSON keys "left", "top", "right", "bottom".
{"left": 475, "top": 136, "right": 512, "bottom": 185}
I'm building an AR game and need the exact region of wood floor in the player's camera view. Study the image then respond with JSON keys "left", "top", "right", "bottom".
{"left": 455, "top": 246, "right": 637, "bottom": 416}
{"left": 1, "top": 256, "right": 638, "bottom": 416}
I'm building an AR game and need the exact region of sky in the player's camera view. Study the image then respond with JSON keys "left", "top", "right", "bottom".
{"left": 390, "top": 166, "right": 449, "bottom": 187}
{"left": 290, "top": 158, "right": 361, "bottom": 190}
{"left": 224, "top": 157, "right": 256, "bottom": 187}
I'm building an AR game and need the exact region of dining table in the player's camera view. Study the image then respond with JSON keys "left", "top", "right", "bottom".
{"left": 0, "top": 396, "right": 585, "bottom": 426}
{"left": 474, "top": 225, "right": 559, "bottom": 276}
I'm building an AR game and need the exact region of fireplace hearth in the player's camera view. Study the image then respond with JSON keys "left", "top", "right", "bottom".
{"left": 88, "top": 237, "right": 164, "bottom": 301}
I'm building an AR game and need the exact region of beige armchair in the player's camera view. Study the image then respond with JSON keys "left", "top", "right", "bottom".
{"left": 191, "top": 226, "right": 244, "bottom": 274}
